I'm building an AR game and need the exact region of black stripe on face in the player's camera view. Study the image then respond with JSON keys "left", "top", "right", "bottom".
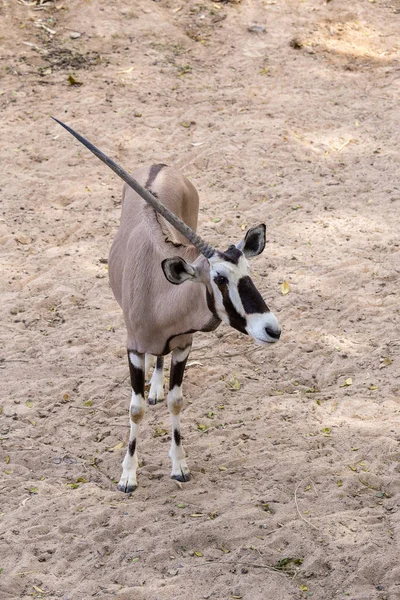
{"left": 238, "top": 276, "right": 269, "bottom": 314}
{"left": 128, "top": 439, "right": 136, "bottom": 457}
{"left": 145, "top": 164, "right": 167, "bottom": 190}
{"left": 127, "top": 351, "right": 145, "bottom": 396}
{"left": 215, "top": 279, "right": 247, "bottom": 335}
{"left": 217, "top": 245, "right": 242, "bottom": 265}
{"left": 174, "top": 429, "right": 181, "bottom": 446}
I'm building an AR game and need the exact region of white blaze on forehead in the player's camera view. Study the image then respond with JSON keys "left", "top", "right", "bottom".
{"left": 209, "top": 254, "right": 250, "bottom": 280}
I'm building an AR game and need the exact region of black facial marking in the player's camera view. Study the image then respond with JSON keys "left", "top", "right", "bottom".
{"left": 156, "top": 356, "right": 164, "bottom": 371}
{"left": 169, "top": 357, "right": 188, "bottom": 391}
{"left": 174, "top": 429, "right": 181, "bottom": 447}
{"left": 214, "top": 274, "right": 228, "bottom": 286}
{"left": 218, "top": 245, "right": 242, "bottom": 265}
{"left": 127, "top": 350, "right": 145, "bottom": 396}
{"left": 206, "top": 288, "right": 218, "bottom": 318}
{"left": 128, "top": 439, "right": 136, "bottom": 457}
{"left": 145, "top": 163, "right": 167, "bottom": 190}
{"left": 238, "top": 276, "right": 269, "bottom": 314}
{"left": 215, "top": 279, "right": 247, "bottom": 334}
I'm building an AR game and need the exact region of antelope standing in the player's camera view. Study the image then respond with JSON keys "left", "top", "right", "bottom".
{"left": 53, "top": 118, "right": 281, "bottom": 492}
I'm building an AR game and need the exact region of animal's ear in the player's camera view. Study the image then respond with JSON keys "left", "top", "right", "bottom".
{"left": 237, "top": 224, "right": 266, "bottom": 258}
{"left": 161, "top": 257, "right": 202, "bottom": 285}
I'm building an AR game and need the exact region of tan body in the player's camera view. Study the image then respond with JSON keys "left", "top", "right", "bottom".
{"left": 54, "top": 119, "right": 282, "bottom": 493}
{"left": 109, "top": 166, "right": 219, "bottom": 355}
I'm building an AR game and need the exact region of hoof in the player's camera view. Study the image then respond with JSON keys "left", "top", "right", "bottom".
{"left": 171, "top": 471, "right": 191, "bottom": 483}
{"left": 117, "top": 482, "right": 137, "bottom": 493}
{"left": 148, "top": 397, "right": 163, "bottom": 406}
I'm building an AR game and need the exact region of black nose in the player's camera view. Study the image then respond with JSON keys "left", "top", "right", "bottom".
{"left": 265, "top": 326, "right": 281, "bottom": 340}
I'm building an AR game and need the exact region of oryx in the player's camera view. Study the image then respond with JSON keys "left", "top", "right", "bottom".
{"left": 53, "top": 118, "right": 281, "bottom": 492}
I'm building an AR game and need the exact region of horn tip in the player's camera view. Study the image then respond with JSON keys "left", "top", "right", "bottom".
{"left": 51, "top": 116, "right": 67, "bottom": 128}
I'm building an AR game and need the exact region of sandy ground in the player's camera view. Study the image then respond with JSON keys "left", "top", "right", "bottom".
{"left": 1, "top": 0, "right": 400, "bottom": 599}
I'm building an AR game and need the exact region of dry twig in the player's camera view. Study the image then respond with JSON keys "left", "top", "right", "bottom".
{"left": 294, "top": 482, "right": 319, "bottom": 531}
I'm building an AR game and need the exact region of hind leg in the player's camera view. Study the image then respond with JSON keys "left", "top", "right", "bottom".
{"left": 145, "top": 354, "right": 155, "bottom": 380}
{"left": 148, "top": 356, "right": 165, "bottom": 405}
{"left": 168, "top": 345, "right": 191, "bottom": 482}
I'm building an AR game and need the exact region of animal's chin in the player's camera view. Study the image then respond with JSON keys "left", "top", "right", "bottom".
{"left": 254, "top": 336, "right": 278, "bottom": 346}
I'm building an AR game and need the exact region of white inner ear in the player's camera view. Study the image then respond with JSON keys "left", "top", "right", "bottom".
{"left": 183, "top": 262, "right": 196, "bottom": 277}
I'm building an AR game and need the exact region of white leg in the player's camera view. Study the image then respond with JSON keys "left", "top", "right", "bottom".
{"left": 118, "top": 350, "right": 145, "bottom": 493}
{"left": 145, "top": 353, "right": 155, "bottom": 380}
{"left": 148, "top": 356, "right": 165, "bottom": 405}
{"left": 168, "top": 346, "right": 191, "bottom": 482}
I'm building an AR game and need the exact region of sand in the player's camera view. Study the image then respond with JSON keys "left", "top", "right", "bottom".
{"left": 0, "top": 0, "right": 399, "bottom": 599}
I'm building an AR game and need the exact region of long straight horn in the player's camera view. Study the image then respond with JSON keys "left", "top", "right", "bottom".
{"left": 51, "top": 118, "right": 215, "bottom": 259}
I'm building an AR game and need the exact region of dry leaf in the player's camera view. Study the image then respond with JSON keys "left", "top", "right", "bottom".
{"left": 107, "top": 441, "right": 124, "bottom": 452}
{"left": 281, "top": 280, "right": 290, "bottom": 295}
{"left": 381, "top": 357, "right": 392, "bottom": 367}
{"left": 227, "top": 375, "right": 241, "bottom": 390}
{"left": 68, "top": 74, "right": 83, "bottom": 86}
{"left": 154, "top": 428, "right": 168, "bottom": 437}
{"left": 15, "top": 234, "right": 31, "bottom": 245}
{"left": 187, "top": 361, "right": 203, "bottom": 368}
{"left": 194, "top": 550, "right": 203, "bottom": 557}
{"left": 340, "top": 378, "right": 352, "bottom": 387}
{"left": 197, "top": 423, "right": 208, "bottom": 432}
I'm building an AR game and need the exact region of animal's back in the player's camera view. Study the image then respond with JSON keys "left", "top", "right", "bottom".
{"left": 108, "top": 165, "right": 201, "bottom": 351}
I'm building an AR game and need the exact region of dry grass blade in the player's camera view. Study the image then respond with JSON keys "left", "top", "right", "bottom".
{"left": 294, "top": 482, "right": 319, "bottom": 531}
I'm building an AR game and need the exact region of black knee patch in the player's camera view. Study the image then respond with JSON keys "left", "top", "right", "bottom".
{"left": 174, "top": 429, "right": 181, "bottom": 446}
{"left": 128, "top": 439, "right": 136, "bottom": 456}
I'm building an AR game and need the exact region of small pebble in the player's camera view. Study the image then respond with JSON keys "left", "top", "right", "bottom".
{"left": 248, "top": 25, "right": 266, "bottom": 33}
{"left": 70, "top": 32, "right": 81, "bottom": 40}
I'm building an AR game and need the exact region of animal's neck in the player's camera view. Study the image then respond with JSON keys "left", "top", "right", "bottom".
{"left": 155, "top": 280, "right": 220, "bottom": 355}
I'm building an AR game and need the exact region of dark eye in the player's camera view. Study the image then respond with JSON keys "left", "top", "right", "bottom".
{"left": 214, "top": 274, "right": 228, "bottom": 286}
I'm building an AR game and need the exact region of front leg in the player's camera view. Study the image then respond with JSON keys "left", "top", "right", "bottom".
{"left": 168, "top": 345, "right": 191, "bottom": 482}
{"left": 118, "top": 350, "right": 145, "bottom": 493}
